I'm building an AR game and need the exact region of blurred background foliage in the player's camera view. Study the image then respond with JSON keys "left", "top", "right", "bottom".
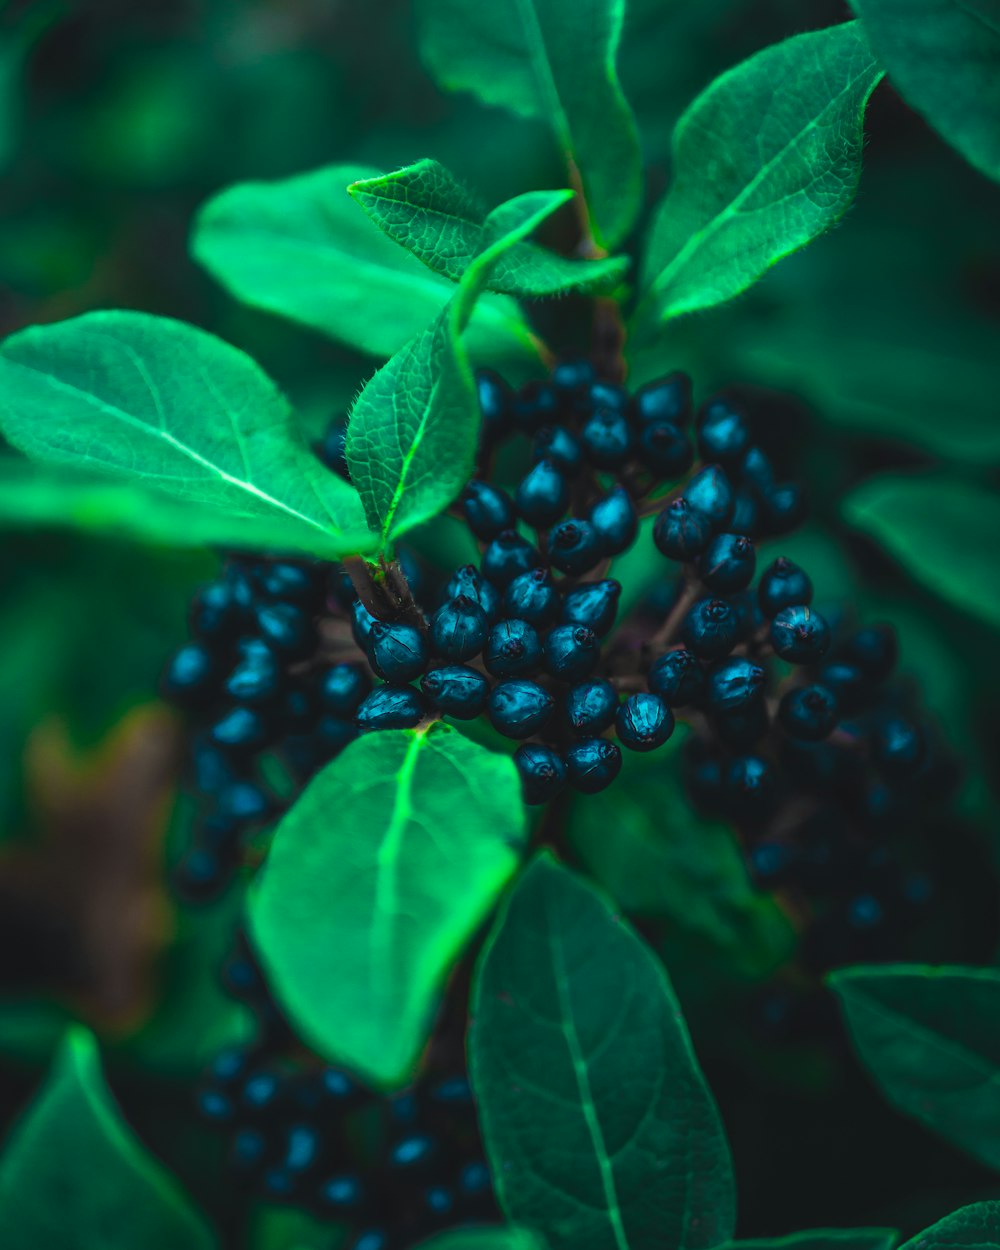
{"left": 0, "top": 0, "right": 998, "bottom": 1245}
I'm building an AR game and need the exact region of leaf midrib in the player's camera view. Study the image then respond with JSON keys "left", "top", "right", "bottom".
{"left": 512, "top": 0, "right": 574, "bottom": 159}
{"left": 949, "top": 0, "right": 1000, "bottom": 41}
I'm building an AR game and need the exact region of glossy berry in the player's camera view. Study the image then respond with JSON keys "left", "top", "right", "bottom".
{"left": 729, "top": 491, "right": 760, "bottom": 535}
{"left": 547, "top": 519, "right": 602, "bottom": 575}
{"left": 761, "top": 482, "right": 806, "bottom": 533}
{"left": 817, "top": 661, "right": 868, "bottom": 714}
{"left": 513, "top": 379, "right": 559, "bottom": 431}
{"left": 698, "top": 532, "right": 756, "bottom": 592}
{"left": 685, "top": 465, "right": 734, "bottom": 528}
{"left": 534, "top": 425, "right": 584, "bottom": 475}
{"left": 543, "top": 624, "right": 600, "bottom": 682}
{"left": 770, "top": 605, "right": 831, "bottom": 663}
{"left": 580, "top": 407, "right": 633, "bottom": 468}
{"left": 842, "top": 624, "right": 898, "bottom": 683}
{"left": 697, "top": 398, "right": 750, "bottom": 464}
{"left": 561, "top": 579, "right": 621, "bottom": 637}
{"left": 317, "top": 663, "right": 371, "bottom": 716}
{"left": 514, "top": 743, "right": 567, "bottom": 804}
{"left": 565, "top": 738, "right": 623, "bottom": 793}
{"left": 475, "top": 369, "right": 513, "bottom": 441}
{"left": 551, "top": 358, "right": 594, "bottom": 392}
{"left": 420, "top": 666, "right": 489, "bottom": 719}
{"left": 351, "top": 599, "right": 378, "bottom": 650}
{"left": 190, "top": 581, "right": 242, "bottom": 640}
{"left": 616, "top": 693, "right": 674, "bottom": 752}
{"left": 163, "top": 643, "right": 217, "bottom": 704}
{"left": 356, "top": 686, "right": 426, "bottom": 732}
{"left": 740, "top": 446, "right": 775, "bottom": 496}
{"left": 873, "top": 717, "right": 925, "bottom": 777}
{"left": 706, "top": 658, "right": 766, "bottom": 712}
{"left": 638, "top": 422, "right": 694, "bottom": 477}
{"left": 725, "top": 755, "right": 775, "bottom": 811}
{"left": 217, "top": 781, "right": 270, "bottom": 824}
{"left": 487, "top": 680, "right": 554, "bottom": 739}
{"left": 630, "top": 372, "right": 692, "bottom": 425}
{"left": 257, "top": 562, "right": 323, "bottom": 609}
{"left": 682, "top": 598, "right": 738, "bottom": 659}
{"left": 484, "top": 619, "right": 542, "bottom": 677}
{"left": 347, "top": 1230, "right": 390, "bottom": 1250}
{"left": 647, "top": 648, "right": 705, "bottom": 705}
{"left": 462, "top": 481, "right": 516, "bottom": 540}
{"left": 503, "top": 568, "right": 560, "bottom": 627}
{"left": 225, "top": 646, "right": 281, "bottom": 705}
{"left": 210, "top": 707, "right": 270, "bottom": 752}
{"left": 369, "top": 621, "right": 429, "bottom": 682}
{"left": 565, "top": 679, "right": 619, "bottom": 736}
{"left": 589, "top": 487, "right": 638, "bottom": 555}
{"left": 653, "top": 498, "right": 712, "bottom": 561}
{"left": 481, "top": 531, "right": 541, "bottom": 588}
{"left": 515, "top": 459, "right": 570, "bottom": 526}
{"left": 445, "top": 564, "right": 501, "bottom": 622}
{"left": 758, "top": 558, "right": 814, "bottom": 617}
{"left": 431, "top": 596, "right": 489, "bottom": 661}
{"left": 256, "top": 603, "right": 317, "bottom": 659}
{"left": 779, "top": 684, "right": 839, "bottom": 741}
{"left": 587, "top": 380, "right": 629, "bottom": 412}
{"left": 319, "top": 1173, "right": 367, "bottom": 1213}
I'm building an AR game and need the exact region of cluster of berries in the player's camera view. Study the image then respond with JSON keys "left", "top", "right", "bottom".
{"left": 195, "top": 939, "right": 496, "bottom": 1247}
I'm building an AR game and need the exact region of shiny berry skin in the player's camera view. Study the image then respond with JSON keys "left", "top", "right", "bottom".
{"left": 476, "top": 369, "right": 513, "bottom": 441}
{"left": 369, "top": 621, "right": 429, "bottom": 682}
{"left": 210, "top": 706, "right": 270, "bottom": 752}
{"left": 317, "top": 663, "right": 371, "bottom": 716}
{"left": 318, "top": 1173, "right": 367, "bottom": 1214}
{"left": 445, "top": 564, "right": 501, "bottom": 622}
{"left": 515, "top": 459, "right": 570, "bottom": 526}
{"left": 162, "top": 643, "right": 217, "bottom": 704}
{"left": 589, "top": 487, "right": 638, "bottom": 555}
{"left": 217, "top": 781, "right": 271, "bottom": 824}
{"left": 431, "top": 595, "right": 489, "bottom": 660}
{"left": 561, "top": 579, "right": 621, "bottom": 637}
{"left": 487, "top": 680, "right": 554, "bottom": 739}
{"left": 580, "top": 408, "right": 633, "bottom": 469}
{"left": 841, "top": 624, "right": 898, "bottom": 683}
{"left": 696, "top": 398, "right": 751, "bottom": 464}
{"left": 758, "top": 557, "right": 814, "bottom": 617}
{"left": 725, "top": 755, "right": 775, "bottom": 811}
{"left": 565, "top": 738, "right": 623, "bottom": 793}
{"left": 514, "top": 379, "right": 560, "bottom": 431}
{"left": 503, "top": 568, "right": 560, "bottom": 627}
{"left": 282, "top": 1123, "right": 322, "bottom": 1175}
{"left": 761, "top": 482, "right": 806, "bottom": 534}
{"left": 653, "top": 498, "right": 712, "bottom": 561}
{"left": 638, "top": 422, "right": 694, "bottom": 477}
{"left": 685, "top": 465, "right": 734, "bottom": 528}
{"left": 356, "top": 686, "right": 427, "bottom": 732}
{"left": 257, "top": 562, "right": 323, "bottom": 609}
{"left": 481, "top": 530, "right": 541, "bottom": 588}
{"left": 730, "top": 491, "right": 760, "bottom": 535}
{"left": 817, "top": 661, "right": 868, "bottom": 713}
{"left": 565, "top": 678, "right": 618, "bottom": 735}
{"left": 225, "top": 646, "right": 281, "bottom": 705}
{"left": 873, "top": 717, "right": 925, "bottom": 777}
{"left": 484, "top": 619, "right": 543, "bottom": 677}
{"left": 547, "top": 519, "right": 602, "bottom": 575}
{"left": 351, "top": 599, "right": 379, "bottom": 650}
{"left": 740, "top": 446, "right": 775, "bottom": 496}
{"left": 770, "top": 605, "right": 831, "bottom": 663}
{"left": 551, "top": 358, "right": 594, "bottom": 392}
{"left": 779, "top": 684, "right": 839, "bottom": 741}
{"left": 543, "top": 624, "right": 600, "bottom": 682}
{"left": 616, "top": 693, "right": 674, "bottom": 752}
{"left": 256, "top": 603, "right": 317, "bottom": 659}
{"left": 240, "top": 1070, "right": 284, "bottom": 1116}
{"left": 706, "top": 657, "right": 766, "bottom": 712}
{"left": 698, "top": 532, "right": 756, "bottom": 592}
{"left": 514, "top": 743, "right": 567, "bottom": 804}
{"left": 190, "top": 581, "right": 243, "bottom": 640}
{"left": 534, "top": 425, "right": 584, "bottom": 475}
{"left": 420, "top": 665, "right": 488, "bottom": 719}
{"left": 630, "top": 372, "right": 692, "bottom": 425}
{"left": 587, "top": 380, "right": 629, "bottom": 412}
{"left": 462, "top": 481, "right": 516, "bottom": 540}
{"left": 682, "top": 597, "right": 738, "bottom": 659}
{"left": 647, "top": 648, "right": 705, "bottom": 705}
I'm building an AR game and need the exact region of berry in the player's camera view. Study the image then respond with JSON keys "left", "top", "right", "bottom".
{"left": 685, "top": 465, "right": 734, "bottom": 528}
{"left": 706, "top": 657, "right": 766, "bottom": 712}
{"left": 551, "top": 358, "right": 594, "bottom": 392}
{"left": 431, "top": 596, "right": 489, "bottom": 661}
{"left": 616, "top": 693, "right": 674, "bottom": 751}
{"left": 761, "top": 482, "right": 806, "bottom": 533}
{"left": 315, "top": 715, "right": 359, "bottom": 756}
{"left": 740, "top": 446, "right": 775, "bottom": 496}
{"left": 653, "top": 498, "right": 712, "bottom": 561}
{"left": 779, "top": 684, "right": 839, "bottom": 741}
{"left": 421, "top": 666, "right": 489, "bottom": 719}
{"left": 682, "top": 598, "right": 738, "bottom": 659}
{"left": 225, "top": 645, "right": 281, "bottom": 706}
{"left": 534, "top": 425, "right": 584, "bottom": 475}
{"left": 565, "top": 679, "right": 619, "bottom": 736}
{"left": 873, "top": 717, "right": 925, "bottom": 777}
{"left": 388, "top": 1132, "right": 439, "bottom": 1172}
{"left": 503, "top": 568, "right": 560, "bottom": 627}
{"left": 547, "top": 519, "right": 602, "bottom": 575}
{"left": 725, "top": 755, "right": 775, "bottom": 812}
{"left": 230, "top": 1127, "right": 268, "bottom": 1171}
{"left": 257, "top": 562, "right": 323, "bottom": 609}
{"left": 589, "top": 488, "right": 638, "bottom": 555}
{"left": 816, "top": 661, "right": 869, "bottom": 714}
{"left": 758, "top": 558, "right": 814, "bottom": 617}
{"left": 543, "top": 624, "right": 600, "bottom": 682}
{"left": 648, "top": 648, "right": 705, "bottom": 705}
{"left": 462, "top": 481, "right": 516, "bottom": 540}
{"left": 515, "top": 459, "right": 570, "bottom": 526}
{"left": 481, "top": 531, "right": 541, "bottom": 587}
{"left": 587, "top": 380, "right": 629, "bottom": 412}
{"left": 484, "top": 619, "right": 543, "bottom": 677}
{"left": 163, "top": 643, "right": 217, "bottom": 705}
{"left": 351, "top": 599, "right": 379, "bottom": 650}
{"left": 696, "top": 398, "right": 750, "bottom": 464}
{"left": 730, "top": 491, "right": 760, "bottom": 535}
{"left": 255, "top": 603, "right": 317, "bottom": 659}
{"left": 282, "top": 1123, "right": 322, "bottom": 1174}
{"left": 630, "top": 372, "right": 692, "bottom": 425}
{"left": 565, "top": 739, "right": 622, "bottom": 793}
{"left": 369, "top": 621, "right": 429, "bottom": 682}
{"left": 841, "top": 624, "right": 898, "bottom": 683}
{"left": 638, "top": 422, "right": 694, "bottom": 478}
{"left": 356, "top": 686, "right": 427, "bottom": 732}
{"left": 217, "top": 780, "right": 271, "bottom": 824}
{"left": 210, "top": 707, "right": 270, "bottom": 753}
{"left": 444, "top": 564, "right": 501, "bottom": 622}
{"left": 770, "top": 605, "right": 831, "bottom": 663}
{"left": 319, "top": 1173, "right": 367, "bottom": 1214}
{"left": 487, "top": 680, "right": 555, "bottom": 739}
{"left": 190, "top": 581, "right": 242, "bottom": 641}
{"left": 580, "top": 407, "right": 633, "bottom": 468}
{"left": 514, "top": 743, "right": 567, "bottom": 804}
{"left": 513, "top": 379, "right": 559, "bottom": 431}
{"left": 561, "top": 579, "right": 621, "bottom": 637}
{"left": 475, "top": 369, "right": 513, "bottom": 441}
{"left": 317, "top": 663, "right": 372, "bottom": 716}
{"left": 698, "top": 533, "right": 756, "bottom": 592}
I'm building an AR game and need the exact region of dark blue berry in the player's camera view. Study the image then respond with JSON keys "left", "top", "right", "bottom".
{"left": 534, "top": 425, "right": 584, "bottom": 475}
{"left": 706, "top": 657, "right": 766, "bottom": 712}
{"left": 616, "top": 693, "right": 674, "bottom": 751}
{"left": 356, "top": 686, "right": 427, "bottom": 731}
{"left": 421, "top": 665, "right": 489, "bottom": 719}
{"left": 749, "top": 842, "right": 799, "bottom": 887}
{"left": 208, "top": 1047, "right": 249, "bottom": 1084}
{"left": 283, "top": 1123, "right": 322, "bottom": 1174}
{"left": 513, "top": 380, "right": 560, "bottom": 431}
{"left": 481, "top": 530, "right": 542, "bottom": 587}
{"left": 319, "top": 1173, "right": 367, "bottom": 1213}
{"left": 587, "top": 380, "right": 629, "bottom": 411}
{"left": 757, "top": 558, "right": 814, "bottom": 617}
{"left": 551, "top": 359, "right": 594, "bottom": 391}
{"left": 504, "top": 567, "right": 560, "bottom": 627}
{"left": 462, "top": 481, "right": 516, "bottom": 540}
{"left": 653, "top": 498, "right": 712, "bottom": 561}
{"left": 389, "top": 1133, "right": 438, "bottom": 1172}
{"left": 543, "top": 624, "right": 599, "bottom": 681}
{"left": 431, "top": 595, "right": 489, "bottom": 661}
{"left": 475, "top": 369, "right": 513, "bottom": 441}
{"left": 779, "top": 684, "right": 839, "bottom": 740}
{"left": 697, "top": 397, "right": 751, "bottom": 464}
{"left": 589, "top": 488, "right": 638, "bottom": 555}
{"left": 873, "top": 717, "right": 925, "bottom": 777}
{"left": 484, "top": 619, "right": 543, "bottom": 677}
{"left": 317, "top": 663, "right": 371, "bottom": 716}
{"left": 217, "top": 780, "right": 271, "bottom": 824}
{"left": 162, "top": 643, "right": 217, "bottom": 704}
{"left": 348, "top": 1229, "right": 390, "bottom": 1250}
{"left": 841, "top": 624, "right": 898, "bottom": 683}
{"left": 422, "top": 1186, "right": 455, "bottom": 1219}
{"left": 682, "top": 597, "right": 738, "bottom": 659}
{"left": 515, "top": 459, "right": 570, "bottom": 526}
{"left": 770, "top": 605, "right": 830, "bottom": 663}
{"left": 638, "top": 422, "right": 694, "bottom": 478}
{"left": 698, "top": 532, "right": 756, "bottom": 592}
{"left": 225, "top": 646, "right": 281, "bottom": 705}
{"left": 487, "top": 680, "right": 554, "bottom": 738}
{"left": 191, "top": 739, "right": 235, "bottom": 792}
{"left": 230, "top": 1127, "right": 268, "bottom": 1171}
{"left": 725, "top": 755, "right": 775, "bottom": 811}
{"left": 581, "top": 407, "right": 633, "bottom": 469}
{"left": 257, "top": 562, "right": 323, "bottom": 609}
{"left": 761, "top": 482, "right": 806, "bottom": 534}
{"left": 196, "top": 1086, "right": 234, "bottom": 1124}
{"left": 847, "top": 893, "right": 884, "bottom": 930}
{"left": 561, "top": 579, "right": 621, "bottom": 637}
{"left": 210, "top": 706, "right": 270, "bottom": 752}
{"left": 815, "top": 662, "right": 867, "bottom": 714}
{"left": 458, "top": 1160, "right": 492, "bottom": 1197}
{"left": 428, "top": 1075, "right": 473, "bottom": 1107}
{"left": 351, "top": 599, "right": 378, "bottom": 650}
{"left": 686, "top": 465, "right": 734, "bottom": 528}
{"left": 369, "top": 621, "right": 429, "bottom": 682}
{"left": 281, "top": 685, "right": 317, "bottom": 730}
{"left": 716, "top": 700, "right": 771, "bottom": 748}
{"left": 730, "top": 490, "right": 760, "bottom": 535}
{"left": 316, "top": 416, "right": 350, "bottom": 477}
{"left": 630, "top": 372, "right": 692, "bottom": 425}
{"left": 224, "top": 562, "right": 259, "bottom": 613}
{"left": 565, "top": 679, "right": 619, "bottom": 735}
{"left": 444, "top": 564, "right": 501, "bottom": 622}
{"left": 241, "top": 1070, "right": 283, "bottom": 1116}
{"left": 514, "top": 743, "right": 567, "bottom": 804}
{"left": 565, "top": 738, "right": 622, "bottom": 793}
{"left": 190, "top": 581, "right": 242, "bottom": 641}
{"left": 647, "top": 648, "right": 705, "bottom": 705}
{"left": 262, "top": 1168, "right": 295, "bottom": 1198}
{"left": 728, "top": 588, "right": 766, "bottom": 642}
{"left": 547, "top": 519, "right": 602, "bottom": 575}
{"left": 315, "top": 715, "right": 359, "bottom": 756}
{"left": 740, "top": 446, "right": 775, "bottom": 497}
{"left": 255, "top": 603, "right": 317, "bottom": 659}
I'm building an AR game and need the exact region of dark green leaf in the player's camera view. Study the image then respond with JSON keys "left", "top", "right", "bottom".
{"left": 192, "top": 165, "right": 540, "bottom": 363}
{"left": 830, "top": 965, "right": 1000, "bottom": 1171}
{"left": 0, "top": 1028, "right": 216, "bottom": 1248}
{"left": 729, "top": 1232, "right": 899, "bottom": 1250}
{"left": 417, "top": 0, "right": 642, "bottom": 249}
{"left": 635, "top": 22, "right": 882, "bottom": 331}
{"left": 349, "top": 160, "right": 628, "bottom": 296}
{"left": 414, "top": 1229, "right": 546, "bottom": 1250}
{"left": 0, "top": 311, "right": 373, "bottom": 559}
{"left": 470, "top": 852, "right": 736, "bottom": 1250}
{"left": 842, "top": 473, "right": 1000, "bottom": 629}
{"left": 248, "top": 726, "right": 526, "bottom": 1089}
{"left": 900, "top": 1202, "right": 1000, "bottom": 1250}
{"left": 347, "top": 190, "right": 569, "bottom": 548}
{"left": 849, "top": 0, "right": 1000, "bottom": 182}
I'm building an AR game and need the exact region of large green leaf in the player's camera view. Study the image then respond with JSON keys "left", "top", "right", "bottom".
{"left": 248, "top": 726, "right": 526, "bottom": 1089}
{"left": 415, "top": 1229, "right": 546, "bottom": 1250}
{"left": 830, "top": 965, "right": 1000, "bottom": 1171}
{"left": 843, "top": 473, "right": 1000, "bottom": 629}
{"left": 470, "top": 853, "right": 736, "bottom": 1250}
{"left": 635, "top": 22, "right": 882, "bottom": 330}
{"left": 849, "top": 0, "right": 1000, "bottom": 183}
{"left": 729, "top": 1233, "right": 898, "bottom": 1250}
{"left": 0, "top": 311, "right": 374, "bottom": 559}
{"left": 347, "top": 189, "right": 570, "bottom": 548}
{"left": 0, "top": 1028, "right": 216, "bottom": 1248}
{"left": 191, "top": 165, "right": 540, "bottom": 363}
{"left": 900, "top": 1203, "right": 1000, "bottom": 1250}
{"left": 349, "top": 159, "right": 628, "bottom": 295}
{"left": 417, "top": 0, "right": 641, "bottom": 249}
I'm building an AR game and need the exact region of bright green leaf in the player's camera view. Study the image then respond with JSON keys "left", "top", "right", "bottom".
{"left": 843, "top": 473, "right": 1000, "bottom": 629}
{"left": 0, "top": 1027, "right": 216, "bottom": 1248}
{"left": 248, "top": 726, "right": 526, "bottom": 1089}
{"left": 417, "top": 0, "right": 642, "bottom": 249}
{"left": 414, "top": 1228, "right": 546, "bottom": 1250}
{"left": 470, "top": 853, "right": 736, "bottom": 1250}
{"left": 830, "top": 964, "right": 1000, "bottom": 1171}
{"left": 0, "top": 311, "right": 374, "bottom": 560}
{"left": 635, "top": 22, "right": 882, "bottom": 330}
{"left": 849, "top": 0, "right": 1000, "bottom": 183}
{"left": 192, "top": 165, "right": 540, "bottom": 364}
{"left": 349, "top": 159, "right": 628, "bottom": 296}
{"left": 729, "top": 1232, "right": 899, "bottom": 1250}
{"left": 900, "top": 1202, "right": 1000, "bottom": 1250}
{"left": 347, "top": 189, "right": 569, "bottom": 548}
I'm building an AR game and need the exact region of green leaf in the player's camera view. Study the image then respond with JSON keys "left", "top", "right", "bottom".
{"left": 0, "top": 1027, "right": 216, "bottom": 1248}
{"left": 349, "top": 160, "right": 629, "bottom": 296}
{"left": 414, "top": 1229, "right": 546, "bottom": 1250}
{"left": 635, "top": 22, "right": 882, "bottom": 329}
{"left": 347, "top": 190, "right": 569, "bottom": 548}
{"left": 842, "top": 473, "right": 1000, "bottom": 629}
{"left": 848, "top": 0, "right": 1000, "bottom": 183}
{"left": 900, "top": 1203, "right": 1000, "bottom": 1250}
{"left": 0, "top": 311, "right": 373, "bottom": 559}
{"left": 729, "top": 1232, "right": 899, "bottom": 1250}
{"left": 829, "top": 964, "right": 1000, "bottom": 1171}
{"left": 192, "top": 165, "right": 540, "bottom": 364}
{"left": 248, "top": 726, "right": 526, "bottom": 1089}
{"left": 417, "top": 0, "right": 642, "bottom": 249}
{"left": 469, "top": 853, "right": 736, "bottom": 1250}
